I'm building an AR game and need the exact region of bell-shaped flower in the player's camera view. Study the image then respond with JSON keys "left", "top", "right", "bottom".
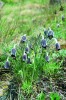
{"left": 41, "top": 35, "right": 47, "bottom": 48}
{"left": 21, "top": 34, "right": 26, "bottom": 43}
{"left": 55, "top": 39, "right": 60, "bottom": 50}
{"left": 56, "top": 42, "right": 60, "bottom": 50}
{"left": 48, "top": 27, "right": 54, "bottom": 39}
{"left": 25, "top": 44, "right": 29, "bottom": 54}
{"left": 4, "top": 58, "right": 10, "bottom": 69}
{"left": 45, "top": 52, "right": 50, "bottom": 62}
{"left": 11, "top": 44, "right": 16, "bottom": 58}
{"left": 22, "top": 51, "right": 27, "bottom": 61}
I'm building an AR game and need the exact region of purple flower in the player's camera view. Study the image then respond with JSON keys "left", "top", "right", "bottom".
{"left": 45, "top": 53, "right": 49, "bottom": 62}
{"left": 4, "top": 58, "right": 10, "bottom": 69}
{"left": 25, "top": 44, "right": 29, "bottom": 54}
{"left": 22, "top": 52, "right": 27, "bottom": 61}
{"left": 56, "top": 42, "right": 60, "bottom": 50}
{"left": 11, "top": 45, "right": 16, "bottom": 59}
{"left": 48, "top": 28, "right": 54, "bottom": 39}
{"left": 41, "top": 36, "right": 47, "bottom": 48}
{"left": 21, "top": 34, "right": 26, "bottom": 42}
{"left": 11, "top": 49, "right": 16, "bottom": 57}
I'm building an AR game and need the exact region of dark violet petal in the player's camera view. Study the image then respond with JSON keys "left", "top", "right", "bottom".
{"left": 25, "top": 47, "right": 29, "bottom": 53}
{"left": 48, "top": 30, "right": 54, "bottom": 39}
{"left": 41, "top": 39, "right": 47, "bottom": 48}
{"left": 56, "top": 43, "right": 60, "bottom": 50}
{"left": 4, "top": 61, "right": 10, "bottom": 69}
{"left": 22, "top": 54, "right": 27, "bottom": 61}
{"left": 11, "top": 48, "right": 16, "bottom": 56}
{"left": 21, "top": 35, "right": 26, "bottom": 42}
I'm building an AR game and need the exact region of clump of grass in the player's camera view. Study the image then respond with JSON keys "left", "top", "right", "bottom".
{"left": 36, "top": 92, "right": 45, "bottom": 100}
{"left": 50, "top": 92, "right": 61, "bottom": 100}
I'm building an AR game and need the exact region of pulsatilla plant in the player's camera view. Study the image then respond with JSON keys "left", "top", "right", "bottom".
{"left": 3, "top": 28, "right": 61, "bottom": 94}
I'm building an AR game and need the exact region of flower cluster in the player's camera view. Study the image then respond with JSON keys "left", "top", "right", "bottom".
{"left": 4, "top": 28, "right": 61, "bottom": 69}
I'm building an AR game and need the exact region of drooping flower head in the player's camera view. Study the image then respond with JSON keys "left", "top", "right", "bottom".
{"left": 21, "top": 34, "right": 26, "bottom": 43}
{"left": 11, "top": 44, "right": 16, "bottom": 57}
{"left": 55, "top": 39, "right": 60, "bottom": 50}
{"left": 45, "top": 52, "right": 50, "bottom": 62}
{"left": 48, "top": 27, "right": 54, "bottom": 39}
{"left": 56, "top": 42, "right": 60, "bottom": 50}
{"left": 22, "top": 51, "right": 27, "bottom": 61}
{"left": 41, "top": 35, "right": 47, "bottom": 48}
{"left": 4, "top": 57, "right": 10, "bottom": 69}
{"left": 25, "top": 44, "right": 29, "bottom": 54}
